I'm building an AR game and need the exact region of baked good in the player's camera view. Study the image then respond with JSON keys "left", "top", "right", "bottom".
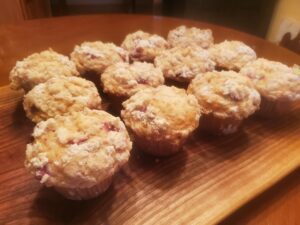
{"left": 23, "top": 76, "right": 102, "bottom": 123}
{"left": 121, "top": 85, "right": 200, "bottom": 156}
{"left": 154, "top": 45, "right": 215, "bottom": 83}
{"left": 187, "top": 71, "right": 261, "bottom": 135}
{"left": 209, "top": 40, "right": 256, "bottom": 71}
{"left": 25, "top": 109, "right": 132, "bottom": 200}
{"left": 167, "top": 25, "right": 213, "bottom": 49}
{"left": 70, "top": 41, "right": 128, "bottom": 75}
{"left": 240, "top": 58, "right": 300, "bottom": 117}
{"left": 9, "top": 49, "right": 79, "bottom": 92}
{"left": 121, "top": 30, "right": 169, "bottom": 62}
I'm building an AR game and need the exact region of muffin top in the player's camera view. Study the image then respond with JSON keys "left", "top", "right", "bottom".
{"left": 209, "top": 40, "right": 256, "bottom": 70}
{"left": 9, "top": 49, "right": 79, "bottom": 92}
{"left": 70, "top": 41, "right": 128, "bottom": 74}
{"left": 154, "top": 45, "right": 215, "bottom": 82}
{"left": 121, "top": 30, "right": 169, "bottom": 62}
{"left": 240, "top": 58, "right": 300, "bottom": 101}
{"left": 121, "top": 85, "right": 200, "bottom": 143}
{"left": 23, "top": 76, "right": 102, "bottom": 123}
{"left": 25, "top": 109, "right": 132, "bottom": 189}
{"left": 101, "top": 62, "right": 164, "bottom": 98}
{"left": 167, "top": 25, "right": 214, "bottom": 49}
{"left": 187, "top": 71, "right": 261, "bottom": 120}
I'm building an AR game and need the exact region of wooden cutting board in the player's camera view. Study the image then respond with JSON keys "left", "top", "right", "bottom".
{"left": 0, "top": 15, "right": 300, "bottom": 225}
{"left": 0, "top": 85, "right": 299, "bottom": 225}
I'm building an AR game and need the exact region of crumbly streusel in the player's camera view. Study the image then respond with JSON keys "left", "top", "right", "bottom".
{"left": 240, "top": 58, "right": 300, "bottom": 101}
{"left": 187, "top": 71, "right": 261, "bottom": 120}
{"left": 9, "top": 49, "right": 79, "bottom": 92}
{"left": 154, "top": 45, "right": 215, "bottom": 82}
{"left": 25, "top": 109, "right": 132, "bottom": 189}
{"left": 209, "top": 40, "right": 256, "bottom": 70}
{"left": 167, "top": 25, "right": 214, "bottom": 49}
{"left": 121, "top": 85, "right": 200, "bottom": 145}
{"left": 101, "top": 62, "right": 164, "bottom": 98}
{"left": 23, "top": 76, "right": 102, "bottom": 123}
{"left": 121, "top": 30, "right": 169, "bottom": 62}
{"left": 70, "top": 41, "right": 128, "bottom": 75}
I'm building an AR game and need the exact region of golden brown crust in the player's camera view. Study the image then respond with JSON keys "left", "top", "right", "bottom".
{"left": 187, "top": 71, "right": 261, "bottom": 120}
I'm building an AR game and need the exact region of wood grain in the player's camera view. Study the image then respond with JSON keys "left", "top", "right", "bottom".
{"left": 0, "top": 15, "right": 300, "bottom": 225}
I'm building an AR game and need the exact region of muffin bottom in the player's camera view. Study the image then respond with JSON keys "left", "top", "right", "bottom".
{"left": 200, "top": 114, "right": 242, "bottom": 135}
{"left": 257, "top": 97, "right": 293, "bottom": 118}
{"left": 55, "top": 176, "right": 112, "bottom": 200}
{"left": 133, "top": 134, "right": 185, "bottom": 157}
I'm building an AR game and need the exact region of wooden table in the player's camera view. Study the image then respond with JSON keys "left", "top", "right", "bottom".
{"left": 0, "top": 15, "right": 299, "bottom": 225}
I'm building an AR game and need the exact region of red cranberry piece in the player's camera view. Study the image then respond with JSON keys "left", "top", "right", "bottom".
{"left": 137, "top": 78, "right": 148, "bottom": 84}
{"left": 103, "top": 122, "right": 120, "bottom": 132}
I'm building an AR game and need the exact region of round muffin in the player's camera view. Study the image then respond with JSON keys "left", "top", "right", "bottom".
{"left": 167, "top": 25, "right": 214, "bottom": 49}
{"left": 187, "top": 71, "right": 261, "bottom": 135}
{"left": 121, "top": 30, "right": 169, "bottom": 62}
{"left": 9, "top": 49, "right": 79, "bottom": 92}
{"left": 101, "top": 61, "right": 164, "bottom": 98}
{"left": 25, "top": 109, "right": 132, "bottom": 200}
{"left": 70, "top": 41, "right": 128, "bottom": 76}
{"left": 154, "top": 45, "right": 215, "bottom": 83}
{"left": 121, "top": 85, "right": 200, "bottom": 156}
{"left": 23, "top": 76, "right": 102, "bottom": 123}
{"left": 240, "top": 58, "right": 300, "bottom": 117}
{"left": 209, "top": 40, "right": 256, "bottom": 71}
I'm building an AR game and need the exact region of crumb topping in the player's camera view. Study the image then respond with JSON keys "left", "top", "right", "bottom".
{"left": 209, "top": 40, "right": 256, "bottom": 70}
{"left": 187, "top": 71, "right": 261, "bottom": 120}
{"left": 70, "top": 41, "right": 129, "bottom": 74}
{"left": 121, "top": 30, "right": 169, "bottom": 62}
{"left": 101, "top": 61, "right": 164, "bottom": 97}
{"left": 23, "top": 76, "right": 102, "bottom": 123}
{"left": 9, "top": 49, "right": 79, "bottom": 91}
{"left": 154, "top": 45, "right": 215, "bottom": 82}
{"left": 167, "top": 25, "right": 214, "bottom": 49}
{"left": 25, "top": 109, "right": 132, "bottom": 188}
{"left": 121, "top": 85, "right": 200, "bottom": 144}
{"left": 240, "top": 58, "right": 300, "bottom": 101}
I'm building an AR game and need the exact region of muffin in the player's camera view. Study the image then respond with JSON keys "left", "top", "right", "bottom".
{"left": 167, "top": 25, "right": 214, "bottom": 49}
{"left": 23, "top": 76, "right": 102, "bottom": 123}
{"left": 121, "top": 85, "right": 200, "bottom": 156}
{"left": 187, "top": 71, "right": 261, "bottom": 135}
{"left": 70, "top": 41, "right": 128, "bottom": 76}
{"left": 209, "top": 40, "right": 256, "bottom": 71}
{"left": 25, "top": 109, "right": 132, "bottom": 200}
{"left": 121, "top": 30, "right": 169, "bottom": 62}
{"left": 154, "top": 45, "right": 215, "bottom": 83}
{"left": 9, "top": 49, "right": 79, "bottom": 92}
{"left": 101, "top": 62, "right": 164, "bottom": 112}
{"left": 240, "top": 58, "right": 300, "bottom": 117}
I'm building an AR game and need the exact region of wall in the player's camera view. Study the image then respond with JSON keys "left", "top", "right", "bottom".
{"left": 267, "top": 0, "right": 300, "bottom": 43}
